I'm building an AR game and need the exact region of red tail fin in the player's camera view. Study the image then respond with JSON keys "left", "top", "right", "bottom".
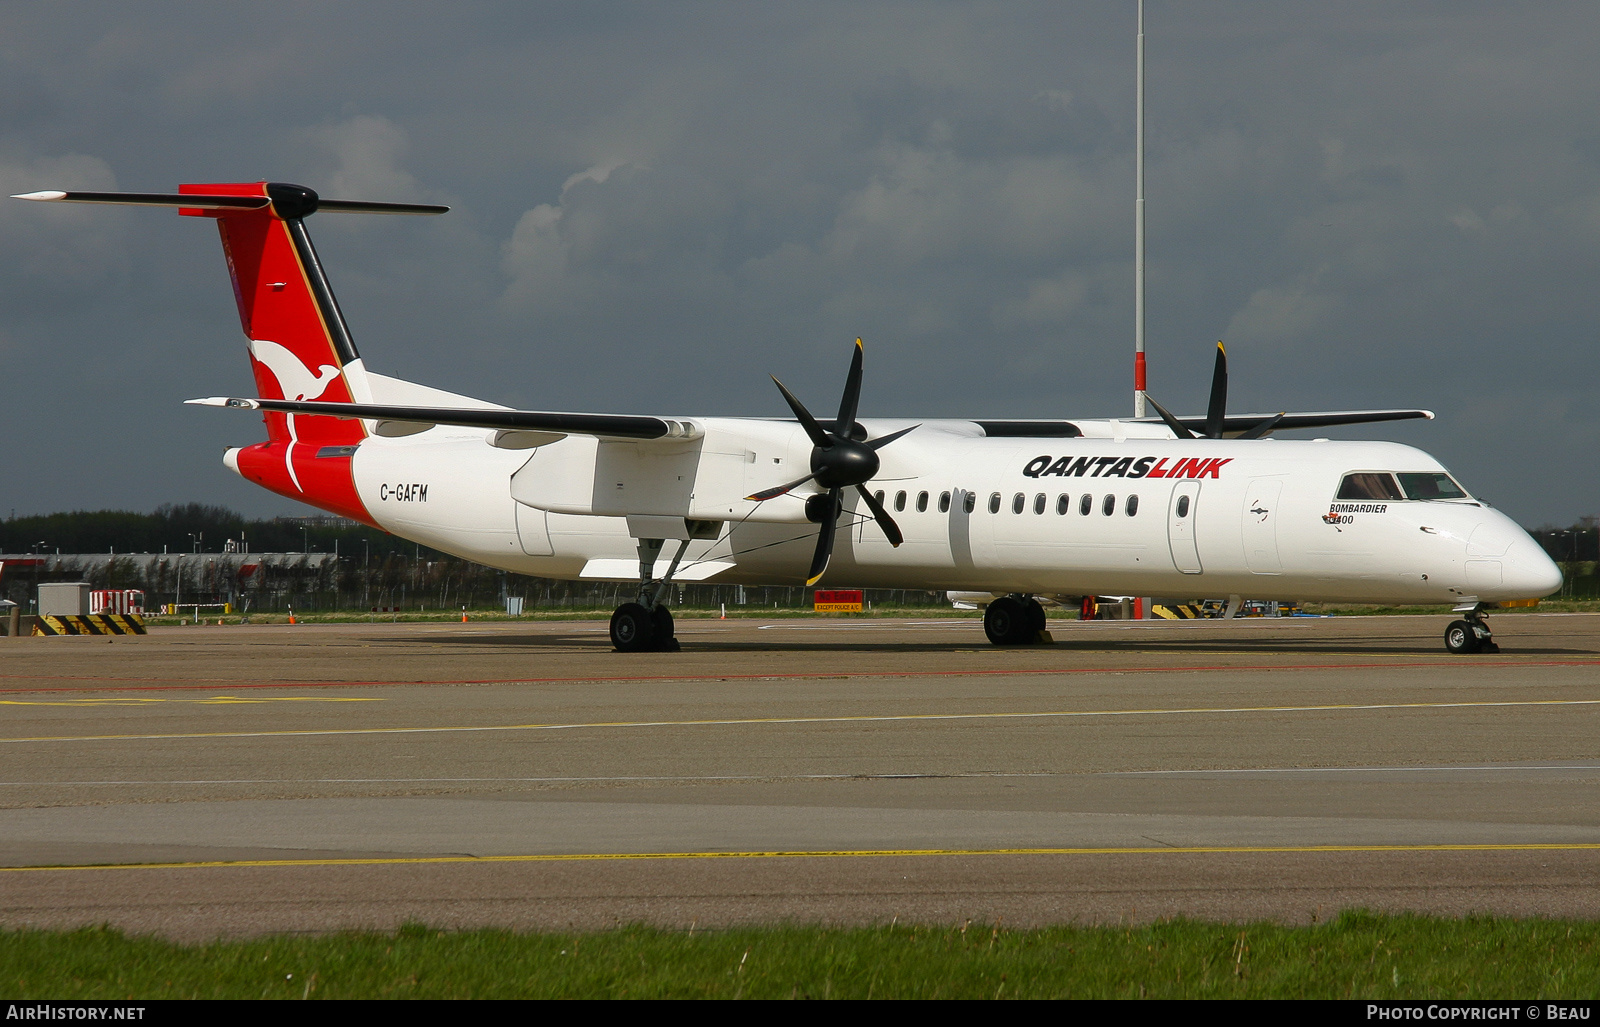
{"left": 182, "top": 182, "right": 369, "bottom": 519}
{"left": 181, "top": 182, "right": 367, "bottom": 433}
{"left": 12, "top": 181, "right": 445, "bottom": 523}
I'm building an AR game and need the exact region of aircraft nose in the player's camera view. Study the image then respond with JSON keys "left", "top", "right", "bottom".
{"left": 1501, "top": 535, "right": 1564, "bottom": 599}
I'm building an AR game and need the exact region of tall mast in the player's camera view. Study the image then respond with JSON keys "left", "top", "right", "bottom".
{"left": 1133, "top": 0, "right": 1147, "bottom": 418}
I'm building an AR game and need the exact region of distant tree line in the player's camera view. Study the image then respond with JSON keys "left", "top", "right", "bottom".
{"left": 0, "top": 503, "right": 422, "bottom": 560}
{"left": 1530, "top": 517, "right": 1599, "bottom": 564}
{"left": 0, "top": 506, "right": 942, "bottom": 612}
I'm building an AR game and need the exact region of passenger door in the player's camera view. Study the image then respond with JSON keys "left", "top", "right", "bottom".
{"left": 1168, "top": 480, "right": 1202, "bottom": 574}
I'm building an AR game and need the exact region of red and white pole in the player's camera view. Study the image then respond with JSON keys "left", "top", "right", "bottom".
{"left": 1133, "top": 0, "right": 1147, "bottom": 419}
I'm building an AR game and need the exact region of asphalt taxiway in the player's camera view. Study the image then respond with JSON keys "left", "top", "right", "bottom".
{"left": 2, "top": 612, "right": 1597, "bottom": 939}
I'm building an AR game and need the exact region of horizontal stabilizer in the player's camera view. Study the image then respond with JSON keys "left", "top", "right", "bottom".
{"left": 14, "top": 190, "right": 268, "bottom": 210}
{"left": 314, "top": 198, "right": 450, "bottom": 215}
{"left": 187, "top": 396, "right": 687, "bottom": 441}
{"left": 12, "top": 188, "right": 447, "bottom": 216}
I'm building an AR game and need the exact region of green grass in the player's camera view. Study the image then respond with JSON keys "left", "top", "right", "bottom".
{"left": 5, "top": 914, "right": 1599, "bottom": 999}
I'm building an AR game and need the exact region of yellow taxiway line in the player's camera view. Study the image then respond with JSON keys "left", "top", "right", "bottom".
{"left": 4, "top": 697, "right": 1599, "bottom": 744}
{"left": 4, "top": 843, "right": 1599, "bottom": 873}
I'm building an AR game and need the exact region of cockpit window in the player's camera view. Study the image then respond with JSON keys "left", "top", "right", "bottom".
{"left": 1336, "top": 472, "right": 1403, "bottom": 501}
{"left": 1396, "top": 472, "right": 1468, "bottom": 501}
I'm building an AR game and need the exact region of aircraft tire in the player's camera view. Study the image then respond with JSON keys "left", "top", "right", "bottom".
{"left": 1444, "top": 619, "right": 1480, "bottom": 655}
{"left": 650, "top": 605, "right": 678, "bottom": 651}
{"left": 984, "top": 596, "right": 1033, "bottom": 646}
{"left": 1023, "top": 597, "right": 1047, "bottom": 633}
{"left": 610, "top": 602, "right": 656, "bottom": 652}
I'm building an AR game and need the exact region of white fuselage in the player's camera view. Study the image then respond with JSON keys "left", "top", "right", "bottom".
{"left": 338, "top": 416, "right": 1562, "bottom": 605}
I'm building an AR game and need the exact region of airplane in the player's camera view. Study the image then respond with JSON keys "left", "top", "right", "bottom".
{"left": 12, "top": 181, "right": 1563, "bottom": 655}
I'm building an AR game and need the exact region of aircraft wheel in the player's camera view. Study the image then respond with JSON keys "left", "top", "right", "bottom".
{"left": 650, "top": 605, "right": 679, "bottom": 652}
{"left": 610, "top": 602, "right": 656, "bottom": 652}
{"left": 984, "top": 596, "right": 1033, "bottom": 646}
{"left": 1023, "top": 597, "right": 1047, "bottom": 634}
{"left": 1444, "top": 619, "right": 1480, "bottom": 655}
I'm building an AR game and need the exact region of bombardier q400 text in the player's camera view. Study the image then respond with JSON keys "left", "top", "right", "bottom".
{"left": 13, "top": 182, "right": 1562, "bottom": 653}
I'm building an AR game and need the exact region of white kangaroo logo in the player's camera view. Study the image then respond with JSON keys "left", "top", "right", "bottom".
{"left": 249, "top": 339, "right": 342, "bottom": 493}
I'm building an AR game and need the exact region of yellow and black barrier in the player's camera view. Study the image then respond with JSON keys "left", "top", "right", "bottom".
{"left": 1151, "top": 604, "right": 1203, "bottom": 620}
{"left": 33, "top": 614, "right": 147, "bottom": 636}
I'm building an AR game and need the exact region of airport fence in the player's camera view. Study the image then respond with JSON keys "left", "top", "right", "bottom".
{"left": 0, "top": 552, "right": 947, "bottom": 615}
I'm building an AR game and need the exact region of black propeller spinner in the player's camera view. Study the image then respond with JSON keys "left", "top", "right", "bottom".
{"left": 745, "top": 339, "right": 918, "bottom": 585}
{"left": 1143, "top": 341, "right": 1286, "bottom": 441}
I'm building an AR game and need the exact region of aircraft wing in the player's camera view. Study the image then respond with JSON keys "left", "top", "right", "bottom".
{"left": 186, "top": 397, "right": 678, "bottom": 440}
{"left": 1131, "top": 409, "right": 1434, "bottom": 434}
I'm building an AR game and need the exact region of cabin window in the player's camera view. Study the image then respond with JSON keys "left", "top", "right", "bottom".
{"left": 989, "top": 492, "right": 1002, "bottom": 514}
{"left": 917, "top": 491, "right": 929, "bottom": 513}
{"left": 1056, "top": 494, "right": 1070, "bottom": 515}
{"left": 1176, "top": 495, "right": 1190, "bottom": 518}
{"left": 895, "top": 490, "right": 907, "bottom": 512}
{"left": 874, "top": 490, "right": 884, "bottom": 507}
{"left": 1336, "top": 472, "right": 1403, "bottom": 501}
{"left": 1012, "top": 493, "right": 1026, "bottom": 514}
{"left": 939, "top": 491, "right": 952, "bottom": 513}
{"left": 1034, "top": 493, "right": 1046, "bottom": 515}
{"left": 1102, "top": 494, "right": 1116, "bottom": 516}
{"left": 1396, "top": 472, "right": 1468, "bottom": 501}
{"left": 1079, "top": 494, "right": 1093, "bottom": 516}
{"left": 963, "top": 491, "right": 975, "bottom": 514}
{"left": 1126, "top": 494, "right": 1139, "bottom": 517}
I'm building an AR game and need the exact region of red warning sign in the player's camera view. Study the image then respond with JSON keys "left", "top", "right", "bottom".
{"left": 814, "top": 589, "right": 864, "bottom": 612}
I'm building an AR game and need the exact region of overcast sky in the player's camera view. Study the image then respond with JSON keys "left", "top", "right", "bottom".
{"left": 2, "top": 1, "right": 1597, "bottom": 528}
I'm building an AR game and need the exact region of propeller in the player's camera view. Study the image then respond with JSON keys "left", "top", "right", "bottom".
{"left": 744, "top": 339, "right": 919, "bottom": 585}
{"left": 1146, "top": 341, "right": 1285, "bottom": 440}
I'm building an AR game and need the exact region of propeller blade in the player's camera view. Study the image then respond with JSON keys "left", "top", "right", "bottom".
{"left": 834, "top": 337, "right": 864, "bottom": 435}
{"left": 1235, "top": 411, "right": 1286, "bottom": 441}
{"left": 855, "top": 484, "right": 903, "bottom": 547}
{"left": 863, "top": 423, "right": 919, "bottom": 451}
{"left": 1205, "top": 341, "right": 1228, "bottom": 439}
{"left": 805, "top": 490, "right": 841, "bottom": 585}
{"left": 771, "top": 376, "right": 833, "bottom": 449}
{"left": 1145, "top": 395, "right": 1196, "bottom": 440}
{"left": 745, "top": 473, "right": 817, "bottom": 503}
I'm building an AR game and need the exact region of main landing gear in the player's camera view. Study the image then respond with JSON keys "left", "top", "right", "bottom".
{"left": 610, "top": 537, "right": 689, "bottom": 653}
{"left": 1444, "top": 603, "right": 1499, "bottom": 655}
{"left": 984, "top": 594, "right": 1052, "bottom": 646}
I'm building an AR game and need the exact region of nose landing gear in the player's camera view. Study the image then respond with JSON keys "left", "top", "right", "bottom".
{"left": 1444, "top": 603, "right": 1498, "bottom": 655}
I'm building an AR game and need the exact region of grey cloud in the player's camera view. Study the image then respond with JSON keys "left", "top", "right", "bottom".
{"left": 1, "top": 2, "right": 1597, "bottom": 526}
{"left": 0, "top": 150, "right": 125, "bottom": 302}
